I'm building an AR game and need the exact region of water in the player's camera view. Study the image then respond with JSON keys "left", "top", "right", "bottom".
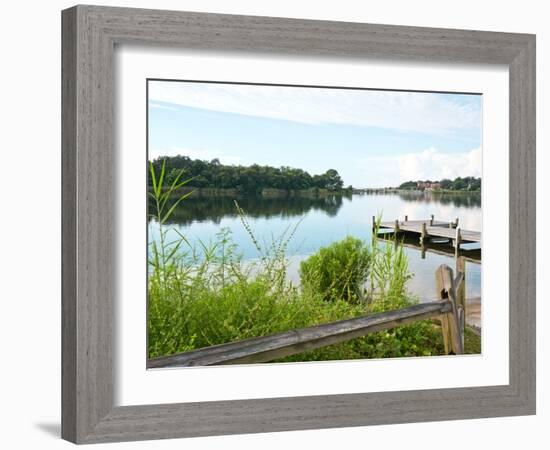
{"left": 149, "top": 192, "right": 481, "bottom": 302}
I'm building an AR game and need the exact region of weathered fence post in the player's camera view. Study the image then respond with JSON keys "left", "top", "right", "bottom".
{"left": 455, "top": 256, "right": 466, "bottom": 348}
{"left": 435, "top": 265, "right": 464, "bottom": 355}
{"left": 436, "top": 267, "right": 451, "bottom": 354}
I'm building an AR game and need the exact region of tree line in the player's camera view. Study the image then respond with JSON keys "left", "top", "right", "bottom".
{"left": 399, "top": 176, "right": 481, "bottom": 192}
{"left": 149, "top": 155, "right": 347, "bottom": 194}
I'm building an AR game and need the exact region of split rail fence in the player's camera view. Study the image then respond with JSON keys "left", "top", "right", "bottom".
{"left": 148, "top": 262, "right": 467, "bottom": 368}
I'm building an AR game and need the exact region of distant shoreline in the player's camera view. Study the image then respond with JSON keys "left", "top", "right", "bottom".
{"left": 353, "top": 188, "right": 480, "bottom": 195}
{"left": 429, "top": 189, "right": 481, "bottom": 194}
{"left": 155, "top": 186, "right": 481, "bottom": 198}
{"left": 159, "top": 186, "right": 353, "bottom": 199}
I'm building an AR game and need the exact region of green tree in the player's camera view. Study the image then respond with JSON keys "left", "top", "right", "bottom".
{"left": 323, "top": 169, "right": 344, "bottom": 191}
{"left": 148, "top": 155, "right": 349, "bottom": 193}
{"left": 399, "top": 181, "right": 418, "bottom": 190}
{"left": 439, "top": 178, "right": 452, "bottom": 189}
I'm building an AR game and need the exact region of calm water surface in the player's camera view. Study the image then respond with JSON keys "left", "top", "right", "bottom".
{"left": 149, "top": 192, "right": 481, "bottom": 301}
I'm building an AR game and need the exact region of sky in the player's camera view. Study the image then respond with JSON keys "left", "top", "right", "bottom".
{"left": 148, "top": 80, "right": 482, "bottom": 188}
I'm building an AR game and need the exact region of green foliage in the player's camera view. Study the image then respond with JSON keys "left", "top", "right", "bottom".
{"left": 300, "top": 237, "right": 371, "bottom": 304}
{"left": 368, "top": 232, "right": 412, "bottom": 309}
{"left": 398, "top": 180, "right": 418, "bottom": 190}
{"left": 149, "top": 155, "right": 347, "bottom": 193}
{"left": 148, "top": 261, "right": 369, "bottom": 358}
{"left": 464, "top": 327, "right": 481, "bottom": 354}
{"left": 278, "top": 306, "right": 445, "bottom": 362}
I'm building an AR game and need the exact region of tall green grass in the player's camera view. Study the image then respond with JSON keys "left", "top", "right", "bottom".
{"left": 147, "top": 162, "right": 446, "bottom": 360}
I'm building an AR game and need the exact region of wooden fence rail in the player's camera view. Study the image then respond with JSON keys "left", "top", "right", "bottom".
{"left": 148, "top": 263, "right": 466, "bottom": 369}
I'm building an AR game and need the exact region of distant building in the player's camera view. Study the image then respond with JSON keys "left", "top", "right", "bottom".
{"left": 416, "top": 181, "right": 441, "bottom": 191}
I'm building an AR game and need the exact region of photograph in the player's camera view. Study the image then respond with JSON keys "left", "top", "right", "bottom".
{"left": 47, "top": 2, "right": 539, "bottom": 445}
{"left": 146, "top": 80, "right": 482, "bottom": 366}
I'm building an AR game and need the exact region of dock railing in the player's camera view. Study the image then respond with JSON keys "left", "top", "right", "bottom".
{"left": 148, "top": 262, "right": 466, "bottom": 368}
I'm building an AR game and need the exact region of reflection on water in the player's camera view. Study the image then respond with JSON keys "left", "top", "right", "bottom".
{"left": 149, "top": 192, "right": 481, "bottom": 302}
{"left": 160, "top": 194, "right": 347, "bottom": 226}
{"left": 391, "top": 191, "right": 481, "bottom": 208}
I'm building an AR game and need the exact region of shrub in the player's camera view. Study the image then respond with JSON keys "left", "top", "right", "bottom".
{"left": 299, "top": 236, "right": 371, "bottom": 303}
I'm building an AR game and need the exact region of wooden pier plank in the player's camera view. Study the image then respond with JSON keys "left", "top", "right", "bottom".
{"left": 378, "top": 218, "right": 481, "bottom": 243}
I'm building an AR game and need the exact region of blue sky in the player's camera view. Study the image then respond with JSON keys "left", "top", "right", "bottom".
{"left": 148, "top": 80, "right": 482, "bottom": 188}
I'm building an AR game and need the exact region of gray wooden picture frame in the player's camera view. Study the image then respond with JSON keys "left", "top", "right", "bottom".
{"left": 61, "top": 5, "right": 536, "bottom": 444}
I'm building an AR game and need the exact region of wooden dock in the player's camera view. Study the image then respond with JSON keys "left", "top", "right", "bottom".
{"left": 377, "top": 233, "right": 481, "bottom": 262}
{"left": 374, "top": 215, "right": 481, "bottom": 249}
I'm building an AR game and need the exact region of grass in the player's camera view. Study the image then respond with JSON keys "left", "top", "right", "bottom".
{"left": 147, "top": 161, "right": 478, "bottom": 361}
{"left": 464, "top": 327, "right": 482, "bottom": 354}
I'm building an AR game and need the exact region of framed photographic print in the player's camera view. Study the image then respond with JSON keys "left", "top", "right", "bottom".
{"left": 62, "top": 5, "right": 536, "bottom": 444}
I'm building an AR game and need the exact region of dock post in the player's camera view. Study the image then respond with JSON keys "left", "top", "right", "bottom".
{"left": 372, "top": 216, "right": 376, "bottom": 232}
{"left": 405, "top": 215, "right": 408, "bottom": 222}
{"left": 420, "top": 222, "right": 427, "bottom": 245}
{"left": 453, "top": 227, "right": 462, "bottom": 248}
{"left": 453, "top": 227, "right": 462, "bottom": 258}
{"left": 394, "top": 219, "right": 400, "bottom": 237}
{"left": 430, "top": 214, "right": 434, "bottom": 226}
{"left": 455, "top": 217, "right": 459, "bottom": 228}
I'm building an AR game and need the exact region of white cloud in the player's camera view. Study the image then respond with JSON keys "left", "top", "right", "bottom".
{"left": 398, "top": 147, "right": 481, "bottom": 181}
{"left": 150, "top": 146, "right": 245, "bottom": 165}
{"left": 357, "top": 147, "right": 481, "bottom": 187}
{"left": 149, "top": 81, "right": 480, "bottom": 135}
